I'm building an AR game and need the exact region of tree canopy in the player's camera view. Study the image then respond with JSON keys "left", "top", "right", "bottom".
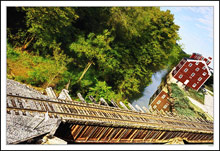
{"left": 7, "top": 7, "right": 184, "bottom": 103}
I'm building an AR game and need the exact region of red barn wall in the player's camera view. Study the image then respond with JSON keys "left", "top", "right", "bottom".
{"left": 173, "top": 61, "right": 210, "bottom": 90}
{"left": 150, "top": 91, "right": 171, "bottom": 112}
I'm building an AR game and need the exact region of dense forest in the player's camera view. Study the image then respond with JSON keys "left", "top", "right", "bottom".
{"left": 7, "top": 7, "right": 189, "bottom": 106}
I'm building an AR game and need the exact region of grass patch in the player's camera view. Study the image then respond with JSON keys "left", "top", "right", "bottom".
{"left": 185, "top": 88, "right": 205, "bottom": 104}
{"left": 7, "top": 44, "right": 58, "bottom": 88}
{"left": 171, "top": 83, "right": 211, "bottom": 120}
{"left": 188, "top": 101, "right": 213, "bottom": 121}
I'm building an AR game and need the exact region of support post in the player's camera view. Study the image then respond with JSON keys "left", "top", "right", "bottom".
{"left": 77, "top": 93, "right": 86, "bottom": 103}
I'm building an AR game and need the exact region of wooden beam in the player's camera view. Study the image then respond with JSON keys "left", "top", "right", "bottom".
{"left": 88, "top": 96, "right": 97, "bottom": 104}
{"left": 157, "top": 131, "right": 166, "bottom": 140}
{"left": 130, "top": 130, "right": 141, "bottom": 142}
{"left": 128, "top": 103, "right": 137, "bottom": 111}
{"left": 119, "top": 101, "right": 128, "bottom": 110}
{"left": 108, "top": 129, "right": 119, "bottom": 142}
{"left": 73, "top": 125, "right": 86, "bottom": 141}
{"left": 85, "top": 126, "right": 98, "bottom": 142}
{"left": 77, "top": 93, "right": 86, "bottom": 103}
{"left": 96, "top": 127, "right": 109, "bottom": 142}
{"left": 117, "top": 129, "right": 129, "bottom": 142}
{"left": 99, "top": 98, "right": 109, "bottom": 106}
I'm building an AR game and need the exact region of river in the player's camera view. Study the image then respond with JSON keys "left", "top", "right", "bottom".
{"left": 130, "top": 69, "right": 168, "bottom": 109}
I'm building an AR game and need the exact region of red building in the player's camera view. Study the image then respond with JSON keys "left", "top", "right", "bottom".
{"left": 149, "top": 78, "right": 171, "bottom": 112}
{"left": 149, "top": 89, "right": 171, "bottom": 112}
{"left": 172, "top": 53, "right": 212, "bottom": 91}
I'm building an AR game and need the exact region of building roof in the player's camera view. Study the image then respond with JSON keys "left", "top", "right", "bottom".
{"left": 192, "top": 52, "right": 202, "bottom": 56}
{"left": 7, "top": 79, "right": 50, "bottom": 99}
{"left": 184, "top": 58, "right": 212, "bottom": 76}
{"left": 6, "top": 79, "right": 59, "bottom": 144}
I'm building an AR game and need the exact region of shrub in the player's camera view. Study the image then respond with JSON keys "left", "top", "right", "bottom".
{"left": 7, "top": 44, "right": 20, "bottom": 61}
{"left": 86, "top": 81, "right": 116, "bottom": 104}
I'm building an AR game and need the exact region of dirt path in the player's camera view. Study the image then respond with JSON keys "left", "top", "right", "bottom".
{"left": 187, "top": 90, "right": 213, "bottom": 118}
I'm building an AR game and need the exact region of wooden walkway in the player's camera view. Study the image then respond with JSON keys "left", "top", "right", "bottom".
{"left": 6, "top": 79, "right": 213, "bottom": 144}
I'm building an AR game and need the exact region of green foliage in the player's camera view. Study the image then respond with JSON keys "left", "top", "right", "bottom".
{"left": 186, "top": 88, "right": 205, "bottom": 104}
{"left": 27, "top": 65, "right": 50, "bottom": 85}
{"left": 7, "top": 43, "right": 71, "bottom": 87}
{"left": 7, "top": 7, "right": 184, "bottom": 104}
{"left": 171, "top": 83, "right": 208, "bottom": 119}
{"left": 70, "top": 30, "right": 115, "bottom": 69}
{"left": 85, "top": 81, "right": 116, "bottom": 104}
{"left": 170, "top": 83, "right": 185, "bottom": 98}
{"left": 7, "top": 43, "right": 20, "bottom": 61}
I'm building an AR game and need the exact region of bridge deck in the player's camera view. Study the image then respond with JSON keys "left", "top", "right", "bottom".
{"left": 6, "top": 79, "right": 213, "bottom": 144}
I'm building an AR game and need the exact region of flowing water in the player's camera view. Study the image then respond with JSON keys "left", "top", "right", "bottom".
{"left": 130, "top": 69, "right": 168, "bottom": 109}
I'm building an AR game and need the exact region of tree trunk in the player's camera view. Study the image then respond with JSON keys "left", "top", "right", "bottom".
{"left": 77, "top": 61, "right": 93, "bottom": 82}
{"left": 21, "top": 36, "right": 35, "bottom": 50}
{"left": 65, "top": 79, "right": 71, "bottom": 90}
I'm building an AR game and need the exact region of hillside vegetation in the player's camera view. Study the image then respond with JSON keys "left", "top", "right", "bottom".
{"left": 171, "top": 83, "right": 211, "bottom": 120}
{"left": 7, "top": 7, "right": 185, "bottom": 104}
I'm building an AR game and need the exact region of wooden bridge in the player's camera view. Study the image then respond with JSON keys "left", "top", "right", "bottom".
{"left": 6, "top": 79, "right": 213, "bottom": 144}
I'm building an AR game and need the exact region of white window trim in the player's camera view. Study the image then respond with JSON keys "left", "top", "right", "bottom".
{"left": 195, "top": 67, "right": 200, "bottom": 71}
{"left": 163, "top": 103, "right": 169, "bottom": 109}
{"left": 162, "top": 94, "right": 166, "bottom": 99}
{"left": 192, "top": 83, "right": 197, "bottom": 87}
{"left": 203, "top": 72, "right": 207, "bottom": 76}
{"left": 179, "top": 74, "right": 183, "bottom": 79}
{"left": 184, "top": 68, "right": 188, "bottom": 72}
{"left": 202, "top": 66, "right": 206, "bottom": 70}
{"left": 153, "top": 105, "right": 157, "bottom": 109}
{"left": 157, "top": 100, "right": 161, "bottom": 105}
{"left": 191, "top": 73, "right": 195, "bottom": 77}
{"left": 198, "top": 77, "right": 202, "bottom": 81}
{"left": 188, "top": 63, "right": 192, "bottom": 67}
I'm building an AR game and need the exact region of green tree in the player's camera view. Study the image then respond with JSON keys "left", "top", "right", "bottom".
{"left": 7, "top": 7, "right": 182, "bottom": 102}
{"left": 86, "top": 81, "right": 116, "bottom": 104}
{"left": 21, "top": 7, "right": 78, "bottom": 55}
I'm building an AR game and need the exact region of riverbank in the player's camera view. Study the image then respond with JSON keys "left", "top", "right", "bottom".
{"left": 130, "top": 69, "right": 168, "bottom": 109}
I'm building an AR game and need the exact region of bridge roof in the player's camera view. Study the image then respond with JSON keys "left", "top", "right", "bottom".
{"left": 6, "top": 79, "right": 213, "bottom": 144}
{"left": 6, "top": 79, "right": 59, "bottom": 144}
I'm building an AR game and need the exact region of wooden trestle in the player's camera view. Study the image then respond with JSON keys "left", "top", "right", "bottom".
{"left": 6, "top": 94, "right": 213, "bottom": 144}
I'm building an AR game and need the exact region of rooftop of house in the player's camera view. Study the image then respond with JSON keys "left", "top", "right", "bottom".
{"left": 6, "top": 79, "right": 59, "bottom": 144}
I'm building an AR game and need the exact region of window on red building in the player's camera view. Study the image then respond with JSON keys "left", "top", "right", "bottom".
{"left": 184, "top": 68, "right": 188, "bottom": 72}
{"left": 157, "top": 100, "right": 161, "bottom": 105}
{"left": 191, "top": 73, "right": 195, "bottom": 77}
{"left": 153, "top": 105, "right": 157, "bottom": 109}
{"left": 162, "top": 94, "right": 166, "bottom": 99}
{"left": 192, "top": 83, "right": 197, "bottom": 87}
{"left": 195, "top": 62, "right": 199, "bottom": 65}
{"left": 202, "top": 66, "right": 206, "bottom": 70}
{"left": 206, "top": 60, "right": 210, "bottom": 64}
{"left": 179, "top": 74, "right": 183, "bottom": 79}
{"left": 195, "top": 67, "right": 200, "bottom": 71}
{"left": 188, "top": 63, "right": 193, "bottom": 67}
{"left": 163, "top": 103, "right": 169, "bottom": 109}
{"left": 198, "top": 77, "right": 202, "bottom": 81}
{"left": 203, "top": 72, "right": 207, "bottom": 76}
